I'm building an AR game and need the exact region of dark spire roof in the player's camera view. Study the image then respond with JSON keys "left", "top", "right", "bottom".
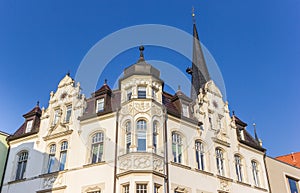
{"left": 187, "top": 15, "right": 210, "bottom": 100}
{"left": 95, "top": 80, "right": 112, "bottom": 97}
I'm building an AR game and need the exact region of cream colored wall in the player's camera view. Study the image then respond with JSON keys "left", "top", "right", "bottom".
{"left": 266, "top": 156, "right": 300, "bottom": 193}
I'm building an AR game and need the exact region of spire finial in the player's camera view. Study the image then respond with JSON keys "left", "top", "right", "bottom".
{"left": 192, "top": 7, "right": 196, "bottom": 23}
{"left": 67, "top": 70, "right": 70, "bottom": 76}
{"left": 104, "top": 79, "right": 107, "bottom": 85}
{"left": 36, "top": 101, "right": 40, "bottom": 107}
{"left": 178, "top": 85, "right": 181, "bottom": 91}
{"left": 253, "top": 123, "right": 259, "bottom": 142}
{"left": 138, "top": 45, "right": 145, "bottom": 62}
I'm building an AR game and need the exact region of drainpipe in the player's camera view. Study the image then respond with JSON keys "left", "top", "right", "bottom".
{"left": 263, "top": 153, "right": 272, "bottom": 193}
{"left": 163, "top": 108, "right": 170, "bottom": 193}
{"left": 113, "top": 109, "right": 120, "bottom": 193}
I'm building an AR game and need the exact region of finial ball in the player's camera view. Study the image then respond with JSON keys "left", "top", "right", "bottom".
{"left": 139, "top": 45, "right": 144, "bottom": 51}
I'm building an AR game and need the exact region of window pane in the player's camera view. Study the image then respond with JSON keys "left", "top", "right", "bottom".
{"left": 96, "top": 98, "right": 105, "bottom": 113}
{"left": 16, "top": 152, "right": 28, "bottom": 180}
{"left": 65, "top": 105, "right": 72, "bottom": 123}
{"left": 25, "top": 120, "right": 33, "bottom": 133}
{"left": 138, "top": 86, "right": 146, "bottom": 99}
{"left": 288, "top": 177, "right": 299, "bottom": 193}
{"left": 47, "top": 155, "right": 55, "bottom": 173}
{"left": 59, "top": 152, "right": 67, "bottom": 171}
{"left": 195, "top": 141, "right": 204, "bottom": 170}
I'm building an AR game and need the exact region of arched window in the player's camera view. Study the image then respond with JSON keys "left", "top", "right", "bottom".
{"left": 216, "top": 148, "right": 224, "bottom": 176}
{"left": 125, "top": 121, "right": 132, "bottom": 153}
{"left": 15, "top": 151, "right": 28, "bottom": 180}
{"left": 59, "top": 141, "right": 68, "bottom": 171}
{"left": 47, "top": 144, "right": 56, "bottom": 173}
{"left": 153, "top": 121, "right": 158, "bottom": 153}
{"left": 172, "top": 132, "right": 182, "bottom": 163}
{"left": 234, "top": 154, "right": 243, "bottom": 182}
{"left": 137, "top": 120, "right": 147, "bottom": 151}
{"left": 91, "top": 132, "right": 104, "bottom": 163}
{"left": 251, "top": 160, "right": 260, "bottom": 186}
{"left": 195, "top": 141, "right": 204, "bottom": 170}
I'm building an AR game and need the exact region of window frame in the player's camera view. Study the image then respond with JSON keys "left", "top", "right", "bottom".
{"left": 216, "top": 148, "right": 225, "bottom": 176}
{"left": 234, "top": 154, "right": 243, "bottom": 182}
{"left": 53, "top": 109, "right": 60, "bottom": 125}
{"left": 47, "top": 144, "right": 56, "bottom": 173}
{"left": 153, "top": 121, "right": 158, "bottom": 153}
{"left": 136, "top": 183, "right": 147, "bottom": 193}
{"left": 251, "top": 160, "right": 260, "bottom": 187}
{"left": 96, "top": 98, "right": 105, "bottom": 113}
{"left": 91, "top": 132, "right": 104, "bottom": 163}
{"left": 137, "top": 86, "right": 147, "bottom": 99}
{"left": 195, "top": 140, "right": 205, "bottom": 170}
{"left": 25, "top": 120, "right": 33, "bottom": 133}
{"left": 172, "top": 132, "right": 183, "bottom": 164}
{"left": 59, "top": 141, "right": 68, "bottom": 171}
{"left": 136, "top": 120, "right": 147, "bottom": 152}
{"left": 15, "top": 151, "right": 28, "bottom": 180}
{"left": 125, "top": 121, "right": 132, "bottom": 153}
{"left": 65, "top": 105, "right": 72, "bottom": 123}
{"left": 287, "top": 176, "right": 299, "bottom": 193}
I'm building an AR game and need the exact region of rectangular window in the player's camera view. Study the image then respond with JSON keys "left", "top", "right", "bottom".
{"left": 154, "top": 184, "right": 160, "bottom": 193}
{"left": 59, "top": 142, "right": 68, "bottom": 171}
{"left": 126, "top": 89, "right": 132, "bottom": 101}
{"left": 195, "top": 141, "right": 204, "bottom": 170}
{"left": 287, "top": 177, "right": 299, "bottom": 193}
{"left": 47, "top": 154, "right": 55, "bottom": 173}
{"left": 123, "top": 184, "right": 130, "bottom": 193}
{"left": 96, "top": 98, "right": 105, "bottom": 113}
{"left": 65, "top": 105, "right": 72, "bottom": 123}
{"left": 53, "top": 109, "right": 60, "bottom": 125}
{"left": 182, "top": 104, "right": 189, "bottom": 117}
{"left": 136, "top": 184, "right": 147, "bottom": 193}
{"left": 252, "top": 161, "right": 260, "bottom": 187}
{"left": 15, "top": 152, "right": 28, "bottom": 180}
{"left": 138, "top": 86, "right": 146, "bottom": 99}
{"left": 25, "top": 120, "right": 33, "bottom": 133}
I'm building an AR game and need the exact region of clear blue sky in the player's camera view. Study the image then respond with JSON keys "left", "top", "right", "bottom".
{"left": 0, "top": 0, "right": 299, "bottom": 157}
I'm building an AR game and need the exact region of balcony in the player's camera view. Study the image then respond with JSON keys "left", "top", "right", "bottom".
{"left": 118, "top": 152, "right": 164, "bottom": 174}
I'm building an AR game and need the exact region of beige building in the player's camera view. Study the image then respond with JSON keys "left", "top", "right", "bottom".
{"left": 1, "top": 22, "right": 271, "bottom": 193}
{"left": 265, "top": 156, "right": 300, "bottom": 193}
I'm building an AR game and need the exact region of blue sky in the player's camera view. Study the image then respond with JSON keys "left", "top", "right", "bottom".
{"left": 0, "top": 0, "right": 299, "bottom": 157}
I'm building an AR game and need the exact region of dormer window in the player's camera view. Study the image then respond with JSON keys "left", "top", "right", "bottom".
{"left": 65, "top": 105, "right": 72, "bottom": 123}
{"left": 182, "top": 104, "right": 189, "bottom": 117}
{"left": 25, "top": 120, "right": 33, "bottom": 133}
{"left": 96, "top": 98, "right": 104, "bottom": 113}
{"left": 138, "top": 86, "right": 146, "bottom": 99}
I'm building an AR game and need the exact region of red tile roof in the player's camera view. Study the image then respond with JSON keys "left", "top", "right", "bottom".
{"left": 276, "top": 152, "right": 300, "bottom": 168}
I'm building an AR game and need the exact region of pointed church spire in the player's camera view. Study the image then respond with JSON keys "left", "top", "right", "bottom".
{"left": 187, "top": 9, "right": 210, "bottom": 100}
{"left": 253, "top": 123, "right": 259, "bottom": 142}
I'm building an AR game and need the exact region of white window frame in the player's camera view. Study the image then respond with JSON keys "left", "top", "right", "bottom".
{"left": 136, "top": 184, "right": 147, "bottom": 193}
{"left": 125, "top": 121, "right": 132, "bottom": 153}
{"left": 15, "top": 151, "right": 28, "bottom": 180}
{"left": 96, "top": 98, "right": 105, "bottom": 113}
{"left": 65, "top": 105, "right": 72, "bottom": 123}
{"left": 47, "top": 144, "right": 56, "bottom": 173}
{"left": 59, "top": 141, "right": 68, "bottom": 171}
{"left": 172, "top": 132, "right": 183, "bottom": 164}
{"left": 182, "top": 104, "right": 189, "bottom": 117}
{"left": 25, "top": 120, "right": 33, "bottom": 133}
{"left": 195, "top": 141, "right": 204, "bottom": 170}
{"left": 234, "top": 155, "right": 243, "bottom": 182}
{"left": 216, "top": 148, "right": 225, "bottom": 176}
{"left": 137, "top": 120, "right": 147, "bottom": 152}
{"left": 252, "top": 160, "right": 260, "bottom": 187}
{"left": 53, "top": 109, "right": 60, "bottom": 125}
{"left": 91, "top": 132, "right": 104, "bottom": 163}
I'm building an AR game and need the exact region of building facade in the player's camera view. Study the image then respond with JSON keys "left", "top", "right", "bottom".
{"left": 1, "top": 22, "right": 271, "bottom": 193}
{"left": 0, "top": 131, "right": 9, "bottom": 189}
{"left": 265, "top": 156, "right": 300, "bottom": 193}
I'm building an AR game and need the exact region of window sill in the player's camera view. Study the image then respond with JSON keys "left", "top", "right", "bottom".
{"left": 194, "top": 168, "right": 214, "bottom": 176}
{"left": 8, "top": 178, "right": 27, "bottom": 184}
{"left": 236, "top": 180, "right": 251, "bottom": 187}
{"left": 254, "top": 185, "right": 268, "bottom": 192}
{"left": 83, "top": 161, "right": 106, "bottom": 168}
{"left": 170, "top": 161, "right": 192, "bottom": 170}
{"left": 216, "top": 175, "right": 233, "bottom": 182}
{"left": 39, "top": 170, "right": 67, "bottom": 178}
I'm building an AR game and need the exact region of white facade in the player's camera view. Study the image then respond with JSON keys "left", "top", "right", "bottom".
{"left": 1, "top": 55, "right": 270, "bottom": 193}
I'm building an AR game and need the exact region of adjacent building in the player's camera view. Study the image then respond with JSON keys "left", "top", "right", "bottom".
{"left": 1, "top": 21, "right": 271, "bottom": 193}
{"left": 0, "top": 131, "right": 9, "bottom": 189}
{"left": 265, "top": 156, "right": 300, "bottom": 193}
{"left": 276, "top": 152, "right": 300, "bottom": 169}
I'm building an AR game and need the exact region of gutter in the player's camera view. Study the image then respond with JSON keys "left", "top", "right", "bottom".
{"left": 113, "top": 109, "right": 119, "bottom": 193}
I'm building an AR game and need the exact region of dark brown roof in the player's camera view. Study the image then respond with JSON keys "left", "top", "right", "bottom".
{"left": 8, "top": 105, "right": 41, "bottom": 141}
{"left": 233, "top": 115, "right": 265, "bottom": 152}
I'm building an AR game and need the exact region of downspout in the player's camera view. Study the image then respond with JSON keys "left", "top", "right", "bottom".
{"left": 0, "top": 140, "right": 10, "bottom": 192}
{"left": 263, "top": 153, "right": 272, "bottom": 193}
{"left": 113, "top": 109, "right": 120, "bottom": 193}
{"left": 163, "top": 108, "right": 170, "bottom": 193}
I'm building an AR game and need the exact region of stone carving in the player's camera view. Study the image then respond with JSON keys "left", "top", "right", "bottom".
{"left": 134, "top": 102, "right": 151, "bottom": 113}
{"left": 134, "top": 156, "right": 151, "bottom": 169}
{"left": 220, "top": 180, "right": 230, "bottom": 192}
{"left": 43, "top": 174, "right": 63, "bottom": 189}
{"left": 121, "top": 104, "right": 133, "bottom": 115}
